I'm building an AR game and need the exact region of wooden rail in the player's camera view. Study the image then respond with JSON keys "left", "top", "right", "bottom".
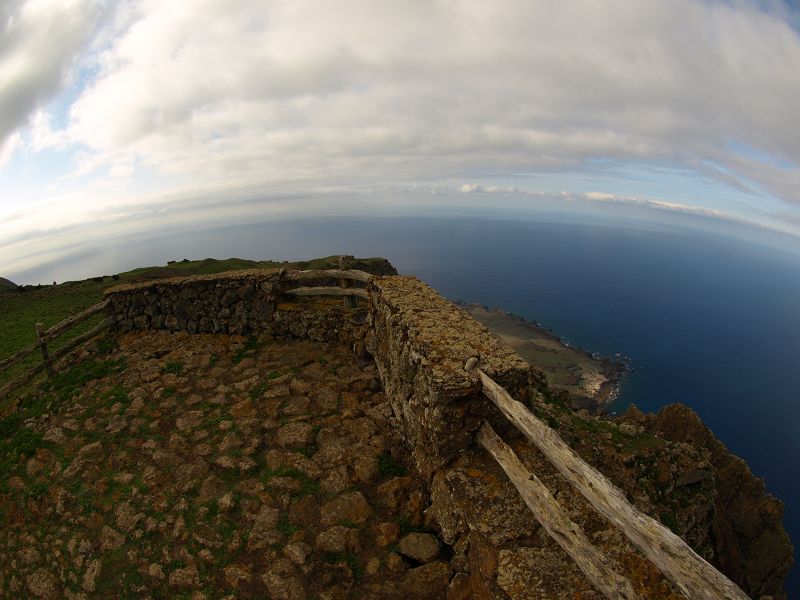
{"left": 465, "top": 360, "right": 750, "bottom": 600}
{"left": 284, "top": 286, "right": 368, "bottom": 299}
{"left": 477, "top": 422, "right": 641, "bottom": 600}
{"left": 0, "top": 301, "right": 112, "bottom": 401}
{"left": 283, "top": 268, "right": 373, "bottom": 283}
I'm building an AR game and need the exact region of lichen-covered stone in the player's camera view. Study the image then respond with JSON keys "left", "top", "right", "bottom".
{"left": 367, "top": 275, "right": 536, "bottom": 478}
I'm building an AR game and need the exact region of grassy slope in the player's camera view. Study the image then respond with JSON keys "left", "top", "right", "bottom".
{"left": 0, "top": 255, "right": 387, "bottom": 388}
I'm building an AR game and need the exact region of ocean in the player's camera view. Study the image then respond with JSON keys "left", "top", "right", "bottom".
{"left": 13, "top": 214, "right": 800, "bottom": 592}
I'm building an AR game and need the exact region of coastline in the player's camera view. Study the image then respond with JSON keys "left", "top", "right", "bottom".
{"left": 462, "top": 303, "right": 627, "bottom": 413}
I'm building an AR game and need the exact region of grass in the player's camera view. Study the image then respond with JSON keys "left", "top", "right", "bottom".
{"left": 161, "top": 361, "right": 183, "bottom": 375}
{"left": 277, "top": 511, "right": 300, "bottom": 537}
{"left": 377, "top": 451, "right": 406, "bottom": 478}
{"left": 324, "top": 551, "right": 364, "bottom": 581}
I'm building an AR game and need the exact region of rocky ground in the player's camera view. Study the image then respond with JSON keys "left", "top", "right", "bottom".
{"left": 0, "top": 331, "right": 451, "bottom": 599}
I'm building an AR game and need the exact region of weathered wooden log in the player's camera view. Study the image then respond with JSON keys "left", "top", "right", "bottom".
{"left": 284, "top": 287, "right": 368, "bottom": 299}
{"left": 49, "top": 317, "right": 114, "bottom": 363}
{"left": 284, "top": 269, "right": 373, "bottom": 283}
{"left": 338, "top": 256, "right": 357, "bottom": 309}
{"left": 469, "top": 365, "right": 750, "bottom": 600}
{"left": 0, "top": 361, "right": 45, "bottom": 400}
{"left": 477, "top": 422, "right": 641, "bottom": 600}
{"left": 42, "top": 300, "right": 108, "bottom": 341}
{"left": 0, "top": 340, "right": 41, "bottom": 373}
{"left": 36, "top": 323, "right": 54, "bottom": 378}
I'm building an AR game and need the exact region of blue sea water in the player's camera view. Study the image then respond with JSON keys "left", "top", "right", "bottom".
{"left": 15, "top": 214, "right": 800, "bottom": 593}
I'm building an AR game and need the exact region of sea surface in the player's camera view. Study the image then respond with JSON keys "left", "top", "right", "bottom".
{"left": 15, "top": 214, "right": 800, "bottom": 592}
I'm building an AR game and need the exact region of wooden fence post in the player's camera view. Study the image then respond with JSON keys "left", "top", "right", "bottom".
{"left": 36, "top": 323, "right": 54, "bottom": 378}
{"left": 338, "top": 256, "right": 356, "bottom": 309}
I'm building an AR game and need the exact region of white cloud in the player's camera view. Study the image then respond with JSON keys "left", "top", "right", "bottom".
{"left": 3, "top": 0, "right": 800, "bottom": 257}
{"left": 0, "top": 0, "right": 104, "bottom": 148}
{"left": 54, "top": 0, "right": 800, "bottom": 207}
{"left": 0, "top": 131, "right": 22, "bottom": 167}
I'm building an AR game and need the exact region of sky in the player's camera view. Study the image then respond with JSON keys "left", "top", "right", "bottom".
{"left": 2, "top": 0, "right": 800, "bottom": 280}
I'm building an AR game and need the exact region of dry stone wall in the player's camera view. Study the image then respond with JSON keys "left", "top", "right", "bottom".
{"left": 104, "top": 269, "right": 368, "bottom": 348}
{"left": 366, "top": 276, "right": 537, "bottom": 479}
{"left": 105, "top": 270, "right": 536, "bottom": 480}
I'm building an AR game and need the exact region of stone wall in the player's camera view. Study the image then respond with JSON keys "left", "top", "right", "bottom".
{"left": 104, "top": 269, "right": 369, "bottom": 350}
{"left": 105, "top": 270, "right": 537, "bottom": 480}
{"left": 366, "top": 276, "right": 537, "bottom": 479}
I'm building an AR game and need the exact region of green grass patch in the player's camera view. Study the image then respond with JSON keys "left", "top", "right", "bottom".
{"left": 0, "top": 415, "right": 51, "bottom": 493}
{"left": 277, "top": 511, "right": 300, "bottom": 537}
{"left": 43, "top": 358, "right": 127, "bottom": 402}
{"left": 232, "top": 336, "right": 261, "bottom": 365}
{"left": 378, "top": 451, "right": 406, "bottom": 478}
{"left": 397, "top": 514, "right": 424, "bottom": 537}
{"left": 324, "top": 552, "right": 363, "bottom": 581}
{"left": 161, "top": 361, "right": 183, "bottom": 375}
{"left": 101, "top": 385, "right": 130, "bottom": 407}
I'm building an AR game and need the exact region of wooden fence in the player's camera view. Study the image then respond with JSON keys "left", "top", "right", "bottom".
{"left": 0, "top": 267, "right": 374, "bottom": 402}
{"left": 464, "top": 358, "right": 750, "bottom": 600}
{"left": 0, "top": 301, "right": 113, "bottom": 399}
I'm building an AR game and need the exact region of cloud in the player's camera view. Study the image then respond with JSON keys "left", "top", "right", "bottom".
{"left": 3, "top": 0, "right": 800, "bottom": 255}
{"left": 0, "top": 0, "right": 104, "bottom": 150}
{"left": 53, "top": 0, "right": 800, "bottom": 208}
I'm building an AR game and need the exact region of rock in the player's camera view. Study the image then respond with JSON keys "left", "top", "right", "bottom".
{"left": 99, "top": 525, "right": 125, "bottom": 552}
{"left": 398, "top": 533, "right": 440, "bottom": 563}
{"left": 365, "top": 557, "right": 381, "bottom": 576}
{"left": 246, "top": 505, "right": 282, "bottom": 551}
{"left": 320, "top": 467, "right": 350, "bottom": 495}
{"left": 81, "top": 559, "right": 101, "bottom": 592}
{"left": 320, "top": 491, "right": 372, "bottom": 526}
{"left": 353, "top": 455, "right": 377, "bottom": 483}
{"left": 315, "top": 526, "right": 360, "bottom": 553}
{"left": 148, "top": 564, "right": 166, "bottom": 579}
{"left": 377, "top": 476, "right": 413, "bottom": 509}
{"left": 115, "top": 501, "right": 143, "bottom": 532}
{"left": 197, "top": 475, "right": 226, "bottom": 503}
{"left": 314, "top": 387, "right": 339, "bottom": 411}
{"left": 223, "top": 564, "right": 252, "bottom": 590}
{"left": 276, "top": 422, "right": 314, "bottom": 447}
{"left": 289, "top": 378, "right": 311, "bottom": 394}
{"left": 261, "top": 558, "right": 306, "bottom": 600}
{"left": 284, "top": 541, "right": 313, "bottom": 565}
{"left": 386, "top": 553, "right": 407, "bottom": 573}
{"left": 169, "top": 565, "right": 200, "bottom": 588}
{"left": 214, "top": 455, "right": 238, "bottom": 470}
{"left": 43, "top": 427, "right": 65, "bottom": 445}
{"left": 26, "top": 568, "right": 60, "bottom": 599}
{"left": 375, "top": 522, "right": 400, "bottom": 547}
{"left": 230, "top": 399, "right": 256, "bottom": 419}
{"left": 175, "top": 410, "right": 204, "bottom": 432}
{"left": 402, "top": 562, "right": 451, "bottom": 598}
{"left": 218, "top": 492, "right": 235, "bottom": 511}
{"left": 63, "top": 442, "right": 103, "bottom": 478}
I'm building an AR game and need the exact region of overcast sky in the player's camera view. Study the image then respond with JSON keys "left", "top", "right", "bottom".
{"left": 2, "top": 0, "right": 800, "bottom": 276}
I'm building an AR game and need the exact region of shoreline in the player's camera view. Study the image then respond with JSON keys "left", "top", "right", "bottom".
{"left": 461, "top": 302, "right": 628, "bottom": 413}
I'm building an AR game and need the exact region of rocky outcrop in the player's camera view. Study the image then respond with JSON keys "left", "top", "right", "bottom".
{"left": 632, "top": 403, "right": 794, "bottom": 600}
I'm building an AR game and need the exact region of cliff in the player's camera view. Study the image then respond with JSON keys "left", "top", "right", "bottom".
{"left": 0, "top": 259, "right": 792, "bottom": 598}
{"left": 630, "top": 404, "right": 793, "bottom": 599}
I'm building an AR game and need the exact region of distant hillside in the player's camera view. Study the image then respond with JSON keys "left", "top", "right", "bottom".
{"left": 0, "top": 278, "right": 18, "bottom": 291}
